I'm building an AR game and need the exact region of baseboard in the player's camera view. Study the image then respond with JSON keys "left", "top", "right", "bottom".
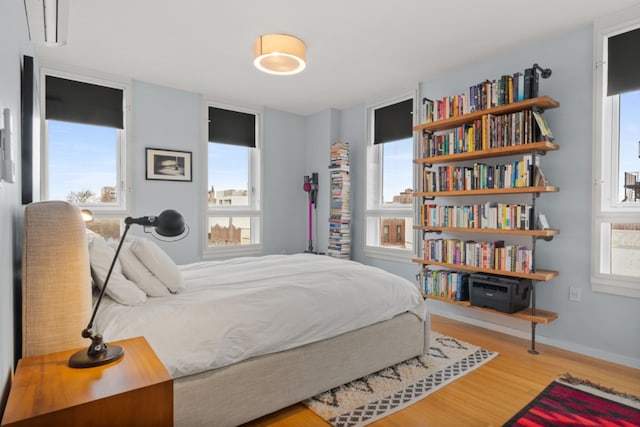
{"left": 429, "top": 305, "right": 640, "bottom": 370}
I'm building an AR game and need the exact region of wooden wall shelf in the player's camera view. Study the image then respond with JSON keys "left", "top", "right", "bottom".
{"left": 416, "top": 141, "right": 559, "bottom": 165}
{"left": 414, "top": 96, "right": 559, "bottom": 133}
{"left": 412, "top": 258, "right": 559, "bottom": 281}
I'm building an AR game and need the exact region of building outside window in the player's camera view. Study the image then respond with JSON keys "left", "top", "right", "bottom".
{"left": 592, "top": 10, "right": 640, "bottom": 298}
{"left": 42, "top": 70, "right": 129, "bottom": 238}
{"left": 365, "top": 96, "right": 415, "bottom": 261}
{"left": 205, "top": 104, "right": 262, "bottom": 257}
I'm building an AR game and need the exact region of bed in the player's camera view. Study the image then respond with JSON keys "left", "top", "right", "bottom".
{"left": 21, "top": 201, "right": 430, "bottom": 427}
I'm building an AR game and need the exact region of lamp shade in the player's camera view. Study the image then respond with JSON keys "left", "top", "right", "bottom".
{"left": 155, "top": 209, "right": 186, "bottom": 237}
{"left": 254, "top": 34, "right": 306, "bottom": 75}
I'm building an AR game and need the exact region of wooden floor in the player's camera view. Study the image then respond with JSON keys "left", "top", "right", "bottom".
{"left": 244, "top": 314, "right": 640, "bottom": 427}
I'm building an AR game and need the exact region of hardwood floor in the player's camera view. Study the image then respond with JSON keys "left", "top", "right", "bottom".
{"left": 244, "top": 314, "right": 640, "bottom": 427}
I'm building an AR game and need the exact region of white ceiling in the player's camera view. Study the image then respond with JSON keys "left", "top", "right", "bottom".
{"left": 32, "top": 0, "right": 640, "bottom": 116}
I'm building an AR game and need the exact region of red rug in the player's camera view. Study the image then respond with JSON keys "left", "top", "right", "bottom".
{"left": 503, "top": 373, "right": 640, "bottom": 427}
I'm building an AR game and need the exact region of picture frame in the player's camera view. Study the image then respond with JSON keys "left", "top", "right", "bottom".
{"left": 145, "top": 148, "right": 192, "bottom": 182}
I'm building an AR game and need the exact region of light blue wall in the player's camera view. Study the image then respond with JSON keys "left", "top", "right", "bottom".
{"left": 303, "top": 109, "right": 341, "bottom": 254}
{"left": 262, "top": 107, "right": 307, "bottom": 254}
{"left": 128, "top": 82, "right": 313, "bottom": 260}
{"left": 0, "top": 0, "right": 32, "bottom": 412}
{"left": 417, "top": 26, "right": 640, "bottom": 366}
{"left": 129, "top": 81, "right": 202, "bottom": 264}
{"left": 335, "top": 26, "right": 640, "bottom": 366}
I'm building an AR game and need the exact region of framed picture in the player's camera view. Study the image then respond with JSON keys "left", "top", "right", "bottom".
{"left": 145, "top": 148, "right": 192, "bottom": 182}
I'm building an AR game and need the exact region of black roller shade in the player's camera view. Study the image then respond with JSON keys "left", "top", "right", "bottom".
{"left": 208, "top": 107, "right": 256, "bottom": 147}
{"left": 607, "top": 27, "right": 640, "bottom": 96}
{"left": 374, "top": 98, "right": 413, "bottom": 144}
{"left": 45, "top": 76, "right": 124, "bottom": 129}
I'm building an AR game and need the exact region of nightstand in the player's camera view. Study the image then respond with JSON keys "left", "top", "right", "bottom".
{"left": 1, "top": 336, "right": 173, "bottom": 427}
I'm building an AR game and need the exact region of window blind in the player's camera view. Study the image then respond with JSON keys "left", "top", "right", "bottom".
{"left": 45, "top": 76, "right": 124, "bottom": 129}
{"left": 374, "top": 99, "right": 413, "bottom": 144}
{"left": 607, "top": 27, "right": 640, "bottom": 96}
{"left": 208, "top": 107, "right": 256, "bottom": 147}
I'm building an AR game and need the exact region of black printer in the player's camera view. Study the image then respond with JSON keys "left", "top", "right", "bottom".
{"left": 469, "top": 273, "right": 531, "bottom": 313}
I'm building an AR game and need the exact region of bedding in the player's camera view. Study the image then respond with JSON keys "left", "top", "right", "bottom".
{"left": 22, "top": 201, "right": 430, "bottom": 426}
{"left": 128, "top": 237, "right": 186, "bottom": 292}
{"left": 87, "top": 233, "right": 147, "bottom": 305}
{"left": 94, "top": 253, "right": 427, "bottom": 378}
{"left": 117, "top": 244, "right": 171, "bottom": 297}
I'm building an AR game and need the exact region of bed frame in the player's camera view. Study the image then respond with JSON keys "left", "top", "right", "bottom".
{"left": 21, "top": 201, "right": 430, "bottom": 427}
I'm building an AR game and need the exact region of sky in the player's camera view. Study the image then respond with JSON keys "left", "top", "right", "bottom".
{"left": 619, "top": 90, "right": 640, "bottom": 200}
{"left": 48, "top": 120, "right": 117, "bottom": 201}
{"left": 382, "top": 138, "right": 413, "bottom": 203}
{"left": 47, "top": 89, "right": 638, "bottom": 205}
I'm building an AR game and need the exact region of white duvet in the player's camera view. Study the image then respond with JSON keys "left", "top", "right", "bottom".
{"left": 95, "top": 254, "right": 427, "bottom": 378}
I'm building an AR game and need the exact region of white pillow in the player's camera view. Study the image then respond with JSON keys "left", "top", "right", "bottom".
{"left": 88, "top": 235, "right": 147, "bottom": 305}
{"left": 129, "top": 237, "right": 185, "bottom": 293}
{"left": 118, "top": 245, "right": 171, "bottom": 297}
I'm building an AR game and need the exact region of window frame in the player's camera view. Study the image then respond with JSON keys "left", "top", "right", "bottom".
{"left": 364, "top": 92, "right": 417, "bottom": 262}
{"left": 202, "top": 100, "right": 263, "bottom": 259}
{"left": 591, "top": 7, "right": 640, "bottom": 298}
{"left": 40, "top": 67, "right": 131, "bottom": 217}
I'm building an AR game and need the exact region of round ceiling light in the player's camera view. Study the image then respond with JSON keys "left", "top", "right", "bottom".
{"left": 253, "top": 34, "right": 306, "bottom": 75}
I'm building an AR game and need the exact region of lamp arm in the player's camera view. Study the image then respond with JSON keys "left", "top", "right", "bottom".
{"left": 84, "top": 223, "right": 131, "bottom": 334}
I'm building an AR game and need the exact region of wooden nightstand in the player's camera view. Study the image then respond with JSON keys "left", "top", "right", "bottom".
{"left": 1, "top": 336, "right": 173, "bottom": 427}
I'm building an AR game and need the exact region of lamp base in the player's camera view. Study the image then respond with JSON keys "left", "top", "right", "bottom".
{"left": 68, "top": 344, "right": 124, "bottom": 368}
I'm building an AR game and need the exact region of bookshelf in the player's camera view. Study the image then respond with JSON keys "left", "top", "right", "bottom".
{"left": 413, "top": 89, "right": 560, "bottom": 354}
{"left": 328, "top": 141, "right": 351, "bottom": 259}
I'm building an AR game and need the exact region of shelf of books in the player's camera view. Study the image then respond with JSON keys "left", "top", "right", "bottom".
{"left": 328, "top": 141, "right": 351, "bottom": 259}
{"left": 414, "top": 65, "right": 560, "bottom": 354}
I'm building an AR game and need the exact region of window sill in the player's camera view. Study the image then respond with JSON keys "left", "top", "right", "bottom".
{"left": 591, "top": 275, "right": 640, "bottom": 299}
{"left": 364, "top": 245, "right": 414, "bottom": 264}
{"left": 202, "top": 244, "right": 263, "bottom": 260}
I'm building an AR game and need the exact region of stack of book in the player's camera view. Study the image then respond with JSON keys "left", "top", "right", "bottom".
{"left": 421, "top": 202, "right": 534, "bottom": 230}
{"left": 420, "top": 269, "right": 469, "bottom": 301}
{"left": 423, "top": 238, "right": 532, "bottom": 273}
{"left": 328, "top": 141, "right": 351, "bottom": 259}
{"left": 422, "top": 67, "right": 544, "bottom": 122}
{"left": 423, "top": 155, "right": 545, "bottom": 192}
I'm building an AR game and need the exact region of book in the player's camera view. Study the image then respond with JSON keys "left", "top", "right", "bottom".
{"left": 533, "top": 111, "right": 554, "bottom": 141}
{"left": 537, "top": 212, "right": 550, "bottom": 230}
{"left": 524, "top": 68, "right": 533, "bottom": 99}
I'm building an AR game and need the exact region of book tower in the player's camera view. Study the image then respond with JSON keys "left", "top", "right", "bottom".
{"left": 328, "top": 141, "right": 351, "bottom": 258}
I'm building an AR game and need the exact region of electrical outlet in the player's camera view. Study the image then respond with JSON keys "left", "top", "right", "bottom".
{"left": 569, "top": 286, "right": 581, "bottom": 302}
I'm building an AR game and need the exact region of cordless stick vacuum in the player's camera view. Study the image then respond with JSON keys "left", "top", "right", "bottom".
{"left": 303, "top": 173, "right": 318, "bottom": 253}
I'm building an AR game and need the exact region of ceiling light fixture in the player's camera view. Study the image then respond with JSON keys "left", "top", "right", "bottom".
{"left": 253, "top": 34, "right": 306, "bottom": 75}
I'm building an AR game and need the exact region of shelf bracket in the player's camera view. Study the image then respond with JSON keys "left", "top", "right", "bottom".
{"left": 528, "top": 281, "right": 539, "bottom": 354}
{"left": 536, "top": 235, "right": 554, "bottom": 242}
{"left": 528, "top": 322, "right": 539, "bottom": 355}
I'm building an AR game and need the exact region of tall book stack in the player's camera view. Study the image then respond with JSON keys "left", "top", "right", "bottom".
{"left": 328, "top": 141, "right": 351, "bottom": 259}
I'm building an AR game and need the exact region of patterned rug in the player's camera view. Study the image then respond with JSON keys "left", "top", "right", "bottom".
{"left": 503, "top": 373, "right": 640, "bottom": 426}
{"left": 302, "top": 331, "right": 497, "bottom": 427}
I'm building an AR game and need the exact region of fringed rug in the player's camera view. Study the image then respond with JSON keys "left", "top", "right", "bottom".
{"left": 302, "top": 331, "right": 497, "bottom": 427}
{"left": 503, "top": 373, "right": 640, "bottom": 426}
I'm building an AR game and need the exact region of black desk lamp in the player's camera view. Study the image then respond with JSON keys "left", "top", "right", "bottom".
{"left": 68, "top": 209, "right": 187, "bottom": 368}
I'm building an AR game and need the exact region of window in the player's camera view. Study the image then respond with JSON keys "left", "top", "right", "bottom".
{"left": 205, "top": 104, "right": 261, "bottom": 257}
{"left": 365, "top": 96, "right": 415, "bottom": 260}
{"left": 592, "top": 10, "right": 640, "bottom": 298}
{"left": 42, "top": 71, "right": 129, "bottom": 237}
